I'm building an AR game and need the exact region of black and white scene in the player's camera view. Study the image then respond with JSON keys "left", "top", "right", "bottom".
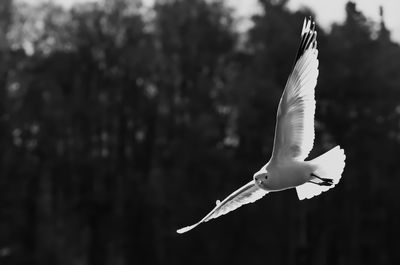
{"left": 0, "top": 0, "right": 400, "bottom": 264}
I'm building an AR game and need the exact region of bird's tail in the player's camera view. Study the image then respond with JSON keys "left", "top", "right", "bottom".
{"left": 296, "top": 146, "right": 346, "bottom": 200}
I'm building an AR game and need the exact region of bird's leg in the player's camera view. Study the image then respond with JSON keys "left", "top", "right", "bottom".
{"left": 311, "top": 173, "right": 333, "bottom": 184}
{"left": 308, "top": 180, "right": 320, "bottom": 185}
{"left": 308, "top": 180, "right": 332, "bottom": 186}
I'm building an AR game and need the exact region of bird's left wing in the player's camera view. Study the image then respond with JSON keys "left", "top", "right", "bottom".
{"left": 272, "top": 18, "right": 319, "bottom": 161}
{"left": 177, "top": 180, "right": 268, "bottom": 234}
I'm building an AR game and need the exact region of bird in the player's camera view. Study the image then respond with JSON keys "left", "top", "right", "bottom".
{"left": 177, "top": 17, "right": 346, "bottom": 234}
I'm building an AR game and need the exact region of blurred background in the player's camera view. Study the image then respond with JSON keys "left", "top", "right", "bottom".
{"left": 0, "top": 0, "right": 400, "bottom": 264}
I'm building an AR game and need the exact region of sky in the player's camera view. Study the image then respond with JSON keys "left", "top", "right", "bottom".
{"left": 21, "top": 0, "right": 400, "bottom": 42}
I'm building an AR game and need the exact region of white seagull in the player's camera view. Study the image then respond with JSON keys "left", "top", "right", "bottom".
{"left": 177, "top": 17, "right": 346, "bottom": 234}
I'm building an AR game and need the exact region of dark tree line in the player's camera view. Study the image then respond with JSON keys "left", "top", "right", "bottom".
{"left": 1, "top": 0, "right": 400, "bottom": 264}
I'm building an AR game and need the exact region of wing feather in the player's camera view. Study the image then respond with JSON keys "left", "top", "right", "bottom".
{"left": 177, "top": 181, "right": 267, "bottom": 234}
{"left": 272, "top": 17, "right": 319, "bottom": 161}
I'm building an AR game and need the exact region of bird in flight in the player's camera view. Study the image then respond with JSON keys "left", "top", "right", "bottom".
{"left": 177, "top": 17, "right": 346, "bottom": 234}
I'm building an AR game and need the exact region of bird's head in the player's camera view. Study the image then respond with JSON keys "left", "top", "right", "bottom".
{"left": 254, "top": 169, "right": 270, "bottom": 189}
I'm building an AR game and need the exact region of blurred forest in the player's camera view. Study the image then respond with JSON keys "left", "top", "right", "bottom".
{"left": 1, "top": 0, "right": 400, "bottom": 264}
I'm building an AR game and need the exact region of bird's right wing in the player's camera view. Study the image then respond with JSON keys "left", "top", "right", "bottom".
{"left": 177, "top": 180, "right": 268, "bottom": 234}
{"left": 272, "top": 18, "right": 319, "bottom": 162}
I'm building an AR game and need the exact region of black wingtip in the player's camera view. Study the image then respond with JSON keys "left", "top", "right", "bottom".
{"left": 294, "top": 17, "right": 317, "bottom": 62}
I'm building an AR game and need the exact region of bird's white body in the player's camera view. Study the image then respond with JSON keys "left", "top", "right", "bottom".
{"left": 177, "top": 18, "right": 346, "bottom": 234}
{"left": 256, "top": 159, "right": 314, "bottom": 191}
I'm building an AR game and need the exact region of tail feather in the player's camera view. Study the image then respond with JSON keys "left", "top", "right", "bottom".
{"left": 296, "top": 146, "right": 346, "bottom": 200}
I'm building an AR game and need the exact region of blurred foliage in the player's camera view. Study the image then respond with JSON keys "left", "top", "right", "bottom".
{"left": 1, "top": 0, "right": 400, "bottom": 264}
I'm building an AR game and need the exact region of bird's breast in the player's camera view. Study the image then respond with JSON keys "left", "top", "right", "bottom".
{"left": 267, "top": 161, "right": 312, "bottom": 191}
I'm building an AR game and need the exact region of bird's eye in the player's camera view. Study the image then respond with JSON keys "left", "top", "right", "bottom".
{"left": 264, "top": 175, "right": 268, "bottom": 180}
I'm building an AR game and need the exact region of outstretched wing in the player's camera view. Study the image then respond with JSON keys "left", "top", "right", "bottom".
{"left": 177, "top": 181, "right": 268, "bottom": 234}
{"left": 272, "top": 17, "right": 319, "bottom": 161}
